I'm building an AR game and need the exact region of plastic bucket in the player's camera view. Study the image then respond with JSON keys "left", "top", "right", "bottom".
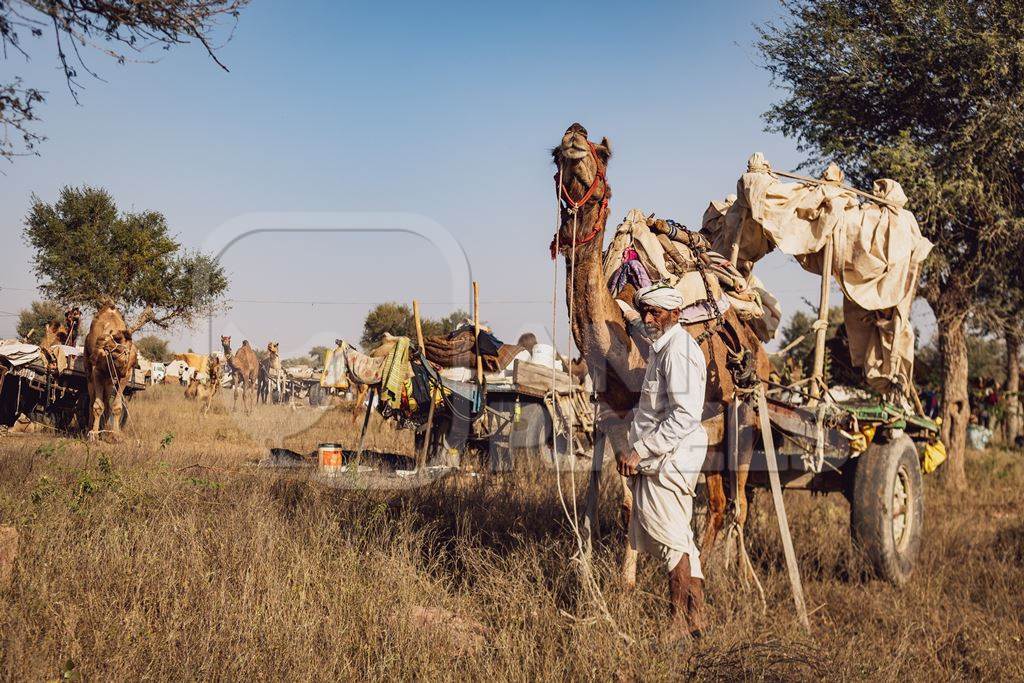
{"left": 318, "top": 443, "right": 344, "bottom": 474}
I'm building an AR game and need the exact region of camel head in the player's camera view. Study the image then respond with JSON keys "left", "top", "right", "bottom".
{"left": 208, "top": 354, "right": 221, "bottom": 379}
{"left": 267, "top": 341, "right": 279, "bottom": 355}
{"left": 101, "top": 329, "right": 137, "bottom": 378}
{"left": 551, "top": 123, "right": 612, "bottom": 253}
{"left": 220, "top": 335, "right": 232, "bottom": 353}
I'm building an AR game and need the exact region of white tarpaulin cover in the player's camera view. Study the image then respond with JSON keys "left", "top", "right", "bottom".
{"left": 704, "top": 154, "right": 934, "bottom": 395}
{"left": 0, "top": 341, "right": 42, "bottom": 367}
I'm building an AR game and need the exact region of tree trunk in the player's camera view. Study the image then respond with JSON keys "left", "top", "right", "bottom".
{"left": 937, "top": 312, "right": 969, "bottom": 490}
{"left": 1004, "top": 327, "right": 1021, "bottom": 446}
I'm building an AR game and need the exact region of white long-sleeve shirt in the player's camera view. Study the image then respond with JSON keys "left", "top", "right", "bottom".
{"left": 629, "top": 322, "right": 708, "bottom": 489}
{"left": 627, "top": 322, "right": 708, "bottom": 575}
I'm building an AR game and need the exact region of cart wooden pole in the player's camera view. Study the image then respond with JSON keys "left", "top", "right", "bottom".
{"left": 473, "top": 281, "right": 483, "bottom": 385}
{"left": 757, "top": 385, "right": 811, "bottom": 634}
{"left": 413, "top": 299, "right": 426, "bottom": 355}
{"left": 809, "top": 236, "right": 833, "bottom": 403}
{"left": 412, "top": 299, "right": 435, "bottom": 470}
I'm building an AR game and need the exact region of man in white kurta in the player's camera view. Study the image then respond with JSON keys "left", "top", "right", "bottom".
{"left": 618, "top": 283, "right": 708, "bottom": 638}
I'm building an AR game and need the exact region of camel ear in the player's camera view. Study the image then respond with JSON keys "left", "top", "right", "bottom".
{"left": 596, "top": 137, "right": 612, "bottom": 162}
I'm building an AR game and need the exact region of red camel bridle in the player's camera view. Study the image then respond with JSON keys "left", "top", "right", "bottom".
{"left": 549, "top": 141, "right": 610, "bottom": 259}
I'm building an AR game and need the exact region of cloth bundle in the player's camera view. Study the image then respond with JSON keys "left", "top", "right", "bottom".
{"left": 603, "top": 209, "right": 781, "bottom": 342}
{"left": 423, "top": 328, "right": 522, "bottom": 373}
{"left": 320, "top": 343, "right": 351, "bottom": 389}
{"left": 709, "top": 154, "right": 934, "bottom": 395}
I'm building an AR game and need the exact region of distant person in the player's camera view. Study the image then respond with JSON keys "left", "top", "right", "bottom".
{"left": 516, "top": 333, "right": 538, "bottom": 353}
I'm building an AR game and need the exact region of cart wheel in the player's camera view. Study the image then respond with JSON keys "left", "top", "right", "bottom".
{"left": 850, "top": 433, "right": 923, "bottom": 585}
{"left": 308, "top": 384, "right": 324, "bottom": 407}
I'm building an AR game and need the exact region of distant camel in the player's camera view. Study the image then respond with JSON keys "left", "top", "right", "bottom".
{"left": 221, "top": 335, "right": 259, "bottom": 413}
{"left": 197, "top": 355, "right": 221, "bottom": 415}
{"left": 258, "top": 341, "right": 285, "bottom": 404}
{"left": 83, "top": 302, "right": 149, "bottom": 440}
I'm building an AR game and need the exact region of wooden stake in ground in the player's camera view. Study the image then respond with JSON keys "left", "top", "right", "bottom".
{"left": 756, "top": 385, "right": 811, "bottom": 634}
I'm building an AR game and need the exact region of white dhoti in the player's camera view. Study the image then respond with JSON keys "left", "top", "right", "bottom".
{"left": 627, "top": 322, "right": 708, "bottom": 578}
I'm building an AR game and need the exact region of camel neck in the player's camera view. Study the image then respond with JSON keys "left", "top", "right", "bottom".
{"left": 562, "top": 207, "right": 643, "bottom": 410}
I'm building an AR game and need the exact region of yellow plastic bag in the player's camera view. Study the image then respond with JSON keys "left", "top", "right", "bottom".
{"left": 848, "top": 425, "right": 877, "bottom": 453}
{"left": 922, "top": 439, "right": 947, "bottom": 474}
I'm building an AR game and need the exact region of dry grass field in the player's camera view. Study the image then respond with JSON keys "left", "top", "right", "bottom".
{"left": 0, "top": 385, "right": 1022, "bottom": 680}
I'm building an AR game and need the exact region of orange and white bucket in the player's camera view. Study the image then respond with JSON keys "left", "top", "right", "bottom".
{"left": 318, "top": 443, "right": 344, "bottom": 474}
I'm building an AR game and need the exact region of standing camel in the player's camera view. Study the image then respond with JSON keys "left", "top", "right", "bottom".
{"left": 259, "top": 342, "right": 285, "bottom": 404}
{"left": 549, "top": 123, "right": 771, "bottom": 585}
{"left": 197, "top": 355, "right": 222, "bottom": 415}
{"left": 83, "top": 302, "right": 146, "bottom": 441}
{"left": 221, "top": 336, "right": 259, "bottom": 413}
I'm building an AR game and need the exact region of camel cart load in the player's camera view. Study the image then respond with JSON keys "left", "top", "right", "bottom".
{"left": 325, "top": 290, "right": 596, "bottom": 471}
{"left": 598, "top": 153, "right": 944, "bottom": 585}
{"left": 0, "top": 339, "right": 145, "bottom": 433}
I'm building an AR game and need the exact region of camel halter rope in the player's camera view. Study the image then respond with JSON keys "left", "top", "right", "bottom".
{"left": 549, "top": 164, "right": 631, "bottom": 644}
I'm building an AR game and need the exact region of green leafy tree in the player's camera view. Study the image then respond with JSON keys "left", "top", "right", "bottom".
{"left": 16, "top": 300, "right": 62, "bottom": 344}
{"left": 774, "top": 306, "right": 843, "bottom": 378}
{"left": 309, "top": 346, "right": 331, "bottom": 364}
{"left": 757, "top": 0, "right": 1024, "bottom": 488}
{"left": 23, "top": 186, "right": 229, "bottom": 330}
{"left": 0, "top": 0, "right": 249, "bottom": 159}
{"left": 135, "top": 335, "right": 171, "bottom": 363}
{"left": 361, "top": 304, "right": 473, "bottom": 350}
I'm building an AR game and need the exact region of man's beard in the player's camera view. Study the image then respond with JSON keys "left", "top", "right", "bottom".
{"left": 645, "top": 323, "right": 665, "bottom": 341}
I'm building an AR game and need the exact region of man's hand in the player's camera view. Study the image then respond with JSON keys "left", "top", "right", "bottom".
{"left": 617, "top": 449, "right": 641, "bottom": 476}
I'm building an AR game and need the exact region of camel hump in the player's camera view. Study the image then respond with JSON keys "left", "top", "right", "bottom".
{"left": 242, "top": 340, "right": 251, "bottom": 347}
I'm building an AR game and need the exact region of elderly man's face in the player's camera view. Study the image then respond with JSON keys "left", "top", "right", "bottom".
{"left": 641, "top": 305, "right": 681, "bottom": 340}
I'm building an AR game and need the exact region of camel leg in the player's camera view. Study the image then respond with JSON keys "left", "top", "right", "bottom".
{"left": 619, "top": 473, "right": 638, "bottom": 588}
{"left": 604, "top": 426, "right": 638, "bottom": 588}
{"left": 108, "top": 381, "right": 126, "bottom": 441}
{"left": 88, "top": 370, "right": 105, "bottom": 440}
{"left": 733, "top": 401, "right": 756, "bottom": 530}
{"left": 700, "top": 470, "right": 727, "bottom": 565}
{"left": 352, "top": 385, "right": 368, "bottom": 424}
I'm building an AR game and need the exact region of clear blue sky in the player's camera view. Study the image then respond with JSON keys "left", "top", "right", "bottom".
{"left": 0, "top": 0, "right": 935, "bottom": 357}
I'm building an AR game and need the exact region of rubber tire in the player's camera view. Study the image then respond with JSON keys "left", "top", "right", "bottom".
{"left": 850, "top": 433, "right": 924, "bottom": 585}
{"left": 308, "top": 384, "right": 324, "bottom": 407}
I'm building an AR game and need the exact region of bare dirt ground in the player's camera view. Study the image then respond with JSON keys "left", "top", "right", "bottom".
{"left": 1, "top": 385, "right": 1021, "bottom": 680}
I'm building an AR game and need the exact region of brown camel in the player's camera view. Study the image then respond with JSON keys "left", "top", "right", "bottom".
{"left": 549, "top": 123, "right": 771, "bottom": 589}
{"left": 221, "top": 336, "right": 259, "bottom": 413}
{"left": 83, "top": 303, "right": 141, "bottom": 441}
{"left": 197, "top": 355, "right": 221, "bottom": 415}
